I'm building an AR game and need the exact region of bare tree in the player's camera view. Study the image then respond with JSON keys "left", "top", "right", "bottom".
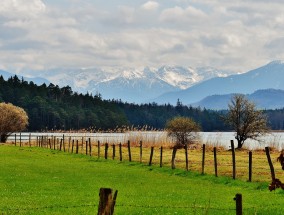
{"left": 166, "top": 117, "right": 200, "bottom": 169}
{"left": 224, "top": 94, "right": 269, "bottom": 149}
{"left": 0, "top": 103, "right": 29, "bottom": 143}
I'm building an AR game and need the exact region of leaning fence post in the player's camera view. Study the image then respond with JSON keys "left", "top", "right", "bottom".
{"left": 231, "top": 140, "right": 236, "bottom": 180}
{"left": 234, "top": 193, "right": 242, "bottom": 215}
{"left": 265, "top": 147, "right": 276, "bottom": 181}
{"left": 97, "top": 188, "right": 118, "bottom": 215}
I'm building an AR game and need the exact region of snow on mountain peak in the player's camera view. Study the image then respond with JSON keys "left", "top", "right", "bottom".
{"left": 268, "top": 60, "right": 284, "bottom": 65}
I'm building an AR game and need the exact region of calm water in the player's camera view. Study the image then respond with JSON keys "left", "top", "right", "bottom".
{"left": 8, "top": 131, "right": 284, "bottom": 150}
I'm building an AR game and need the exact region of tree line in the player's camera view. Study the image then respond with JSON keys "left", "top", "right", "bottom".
{"left": 0, "top": 75, "right": 283, "bottom": 132}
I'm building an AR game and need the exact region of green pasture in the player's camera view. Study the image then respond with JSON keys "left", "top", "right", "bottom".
{"left": 0, "top": 145, "right": 283, "bottom": 214}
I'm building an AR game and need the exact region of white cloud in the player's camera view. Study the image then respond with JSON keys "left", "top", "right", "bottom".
{"left": 0, "top": 0, "right": 284, "bottom": 73}
{"left": 0, "top": 0, "right": 46, "bottom": 18}
{"left": 141, "top": 1, "right": 159, "bottom": 10}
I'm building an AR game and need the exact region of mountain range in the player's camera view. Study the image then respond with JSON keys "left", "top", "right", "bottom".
{"left": 1, "top": 60, "right": 284, "bottom": 109}
{"left": 154, "top": 60, "right": 284, "bottom": 105}
{"left": 4, "top": 66, "right": 233, "bottom": 103}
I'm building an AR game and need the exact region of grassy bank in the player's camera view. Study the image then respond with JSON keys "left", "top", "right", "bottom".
{"left": 0, "top": 145, "right": 283, "bottom": 214}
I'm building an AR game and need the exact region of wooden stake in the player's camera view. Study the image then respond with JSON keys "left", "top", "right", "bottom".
{"left": 202, "top": 144, "right": 205, "bottom": 174}
{"left": 149, "top": 147, "right": 154, "bottom": 166}
{"left": 265, "top": 147, "right": 276, "bottom": 181}
{"left": 97, "top": 188, "right": 118, "bottom": 215}
{"left": 214, "top": 147, "right": 218, "bottom": 177}
{"left": 234, "top": 193, "right": 242, "bottom": 215}
{"left": 231, "top": 140, "right": 236, "bottom": 180}
{"left": 248, "top": 151, "right": 252, "bottom": 182}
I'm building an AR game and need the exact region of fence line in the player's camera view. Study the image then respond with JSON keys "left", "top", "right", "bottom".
{"left": 11, "top": 134, "right": 284, "bottom": 183}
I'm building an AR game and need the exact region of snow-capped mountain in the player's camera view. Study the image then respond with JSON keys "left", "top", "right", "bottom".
{"left": 154, "top": 60, "right": 284, "bottom": 105}
{"left": 19, "top": 66, "right": 234, "bottom": 103}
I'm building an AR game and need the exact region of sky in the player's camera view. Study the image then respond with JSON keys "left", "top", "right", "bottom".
{"left": 0, "top": 0, "right": 284, "bottom": 73}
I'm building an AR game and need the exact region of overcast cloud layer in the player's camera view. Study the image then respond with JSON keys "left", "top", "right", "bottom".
{"left": 0, "top": 0, "right": 284, "bottom": 73}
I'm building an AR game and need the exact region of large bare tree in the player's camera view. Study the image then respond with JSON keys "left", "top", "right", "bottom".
{"left": 0, "top": 103, "right": 29, "bottom": 143}
{"left": 225, "top": 94, "right": 269, "bottom": 149}
{"left": 166, "top": 117, "right": 200, "bottom": 169}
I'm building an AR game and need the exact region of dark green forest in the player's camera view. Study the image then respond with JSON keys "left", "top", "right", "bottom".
{"left": 0, "top": 75, "right": 283, "bottom": 131}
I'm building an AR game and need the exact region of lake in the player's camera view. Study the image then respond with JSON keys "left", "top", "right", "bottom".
{"left": 8, "top": 131, "right": 284, "bottom": 150}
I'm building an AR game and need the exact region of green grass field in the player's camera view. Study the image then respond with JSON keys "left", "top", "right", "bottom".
{"left": 0, "top": 145, "right": 284, "bottom": 214}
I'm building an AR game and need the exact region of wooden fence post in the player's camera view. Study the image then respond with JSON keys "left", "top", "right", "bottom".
{"left": 89, "top": 138, "right": 92, "bottom": 156}
{"left": 119, "top": 143, "right": 122, "bottom": 161}
{"left": 185, "top": 144, "right": 189, "bottom": 171}
{"left": 98, "top": 141, "right": 101, "bottom": 158}
{"left": 160, "top": 146, "right": 163, "bottom": 168}
{"left": 41, "top": 136, "right": 44, "bottom": 148}
{"left": 139, "top": 141, "right": 142, "bottom": 163}
{"left": 105, "top": 143, "right": 109, "bottom": 159}
{"left": 29, "top": 133, "right": 31, "bottom": 147}
{"left": 63, "top": 135, "right": 65, "bottom": 152}
{"left": 68, "top": 137, "right": 71, "bottom": 152}
{"left": 248, "top": 151, "right": 252, "bottom": 182}
{"left": 86, "top": 141, "right": 88, "bottom": 155}
{"left": 202, "top": 144, "right": 205, "bottom": 174}
{"left": 234, "top": 193, "right": 242, "bottom": 215}
{"left": 214, "top": 147, "right": 218, "bottom": 177}
{"left": 59, "top": 139, "right": 63, "bottom": 151}
{"left": 97, "top": 188, "right": 118, "bottom": 215}
{"left": 231, "top": 140, "right": 236, "bottom": 180}
{"left": 53, "top": 136, "right": 56, "bottom": 150}
{"left": 76, "top": 140, "right": 79, "bottom": 154}
{"left": 149, "top": 147, "right": 154, "bottom": 166}
{"left": 265, "top": 147, "right": 276, "bottom": 181}
{"left": 127, "top": 140, "right": 132, "bottom": 162}
{"left": 112, "top": 144, "right": 115, "bottom": 160}
{"left": 14, "top": 134, "right": 17, "bottom": 146}
{"left": 71, "top": 139, "right": 74, "bottom": 153}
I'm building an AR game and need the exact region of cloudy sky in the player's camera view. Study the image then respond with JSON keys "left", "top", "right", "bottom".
{"left": 1, "top": 0, "right": 284, "bottom": 73}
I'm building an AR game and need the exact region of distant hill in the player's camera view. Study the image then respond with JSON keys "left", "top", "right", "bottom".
{"left": 192, "top": 89, "right": 284, "bottom": 110}
{"left": 0, "top": 70, "right": 50, "bottom": 86}
{"left": 154, "top": 61, "right": 284, "bottom": 105}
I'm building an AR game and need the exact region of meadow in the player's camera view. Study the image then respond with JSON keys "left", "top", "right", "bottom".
{"left": 0, "top": 144, "right": 284, "bottom": 214}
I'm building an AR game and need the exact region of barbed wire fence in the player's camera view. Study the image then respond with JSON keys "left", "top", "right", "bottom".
{"left": 4, "top": 133, "right": 284, "bottom": 214}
